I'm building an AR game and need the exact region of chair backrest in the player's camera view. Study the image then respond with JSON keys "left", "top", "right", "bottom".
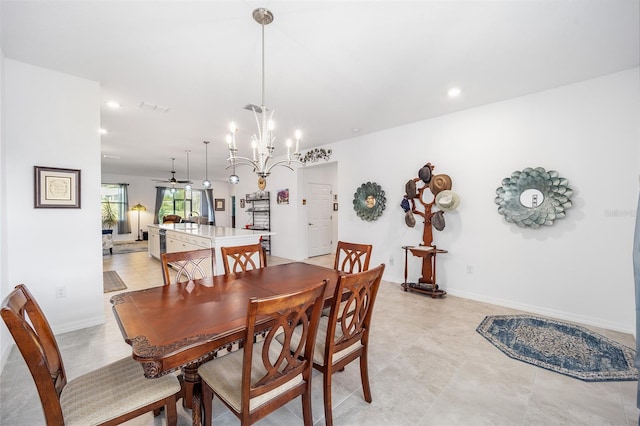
{"left": 161, "top": 248, "right": 216, "bottom": 285}
{"left": 325, "top": 264, "right": 385, "bottom": 363}
{"left": 1, "top": 284, "right": 67, "bottom": 424}
{"left": 194, "top": 216, "right": 209, "bottom": 225}
{"left": 241, "top": 280, "right": 327, "bottom": 416}
{"left": 162, "top": 214, "right": 182, "bottom": 224}
{"left": 220, "top": 243, "right": 267, "bottom": 275}
{"left": 334, "top": 241, "right": 373, "bottom": 273}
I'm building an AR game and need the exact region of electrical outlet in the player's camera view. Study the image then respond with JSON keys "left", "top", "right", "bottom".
{"left": 466, "top": 265, "right": 474, "bottom": 274}
{"left": 55, "top": 287, "right": 66, "bottom": 298}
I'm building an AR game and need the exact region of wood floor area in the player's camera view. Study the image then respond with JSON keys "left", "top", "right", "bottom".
{"left": 0, "top": 250, "right": 637, "bottom": 425}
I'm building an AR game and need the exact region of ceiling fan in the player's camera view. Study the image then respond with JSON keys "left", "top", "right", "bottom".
{"left": 152, "top": 157, "right": 192, "bottom": 186}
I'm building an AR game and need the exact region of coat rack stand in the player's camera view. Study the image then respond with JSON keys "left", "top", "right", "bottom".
{"left": 402, "top": 167, "right": 449, "bottom": 298}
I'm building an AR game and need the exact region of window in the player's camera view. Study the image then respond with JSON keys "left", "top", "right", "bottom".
{"left": 159, "top": 188, "right": 204, "bottom": 222}
{"left": 101, "top": 184, "right": 131, "bottom": 234}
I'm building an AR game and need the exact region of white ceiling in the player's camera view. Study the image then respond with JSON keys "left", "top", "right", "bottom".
{"left": 2, "top": 1, "right": 638, "bottom": 183}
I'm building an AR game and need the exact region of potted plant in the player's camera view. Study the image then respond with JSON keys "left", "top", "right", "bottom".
{"left": 102, "top": 200, "right": 118, "bottom": 233}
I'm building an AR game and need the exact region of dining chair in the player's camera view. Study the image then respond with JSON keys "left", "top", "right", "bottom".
{"left": 162, "top": 214, "right": 182, "bottom": 224}
{"left": 323, "top": 241, "right": 373, "bottom": 317}
{"left": 197, "top": 279, "right": 328, "bottom": 426}
{"left": 278, "top": 263, "right": 385, "bottom": 426}
{"left": 220, "top": 243, "right": 267, "bottom": 275}
{"left": 0, "top": 284, "right": 181, "bottom": 426}
{"left": 161, "top": 248, "right": 216, "bottom": 285}
{"left": 334, "top": 241, "right": 372, "bottom": 273}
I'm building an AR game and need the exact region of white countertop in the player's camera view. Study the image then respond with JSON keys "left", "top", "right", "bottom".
{"left": 149, "top": 224, "right": 273, "bottom": 241}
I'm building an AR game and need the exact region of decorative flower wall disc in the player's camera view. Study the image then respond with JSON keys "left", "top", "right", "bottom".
{"left": 353, "top": 182, "right": 386, "bottom": 221}
{"left": 495, "top": 167, "right": 573, "bottom": 228}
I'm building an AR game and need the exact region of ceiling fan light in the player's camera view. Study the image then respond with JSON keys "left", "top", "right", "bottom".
{"left": 185, "top": 183, "right": 192, "bottom": 191}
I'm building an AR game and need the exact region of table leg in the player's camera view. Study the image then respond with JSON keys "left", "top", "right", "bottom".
{"left": 192, "top": 391, "right": 202, "bottom": 426}
{"left": 402, "top": 247, "right": 410, "bottom": 291}
{"left": 182, "top": 365, "right": 200, "bottom": 410}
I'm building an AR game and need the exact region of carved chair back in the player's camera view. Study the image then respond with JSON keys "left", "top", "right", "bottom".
{"left": 334, "top": 241, "right": 372, "bottom": 273}
{"left": 161, "top": 248, "right": 216, "bottom": 285}
{"left": 319, "top": 263, "right": 385, "bottom": 426}
{"left": 199, "top": 280, "right": 328, "bottom": 425}
{"left": 220, "top": 243, "right": 267, "bottom": 275}
{"left": 1, "top": 284, "right": 68, "bottom": 424}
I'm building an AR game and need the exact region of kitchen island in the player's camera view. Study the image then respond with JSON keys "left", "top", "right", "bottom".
{"left": 147, "top": 223, "right": 273, "bottom": 275}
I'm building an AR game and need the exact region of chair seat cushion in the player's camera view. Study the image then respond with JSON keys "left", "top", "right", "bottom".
{"left": 60, "top": 357, "right": 181, "bottom": 426}
{"left": 276, "top": 317, "right": 363, "bottom": 367}
{"left": 197, "top": 340, "right": 302, "bottom": 413}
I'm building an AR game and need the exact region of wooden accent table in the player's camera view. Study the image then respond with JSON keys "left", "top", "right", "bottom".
{"left": 402, "top": 245, "right": 448, "bottom": 298}
{"left": 111, "top": 262, "right": 340, "bottom": 424}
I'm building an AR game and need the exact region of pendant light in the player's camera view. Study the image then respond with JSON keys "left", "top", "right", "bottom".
{"left": 225, "top": 8, "right": 303, "bottom": 181}
{"left": 228, "top": 164, "right": 239, "bottom": 184}
{"left": 202, "top": 141, "right": 211, "bottom": 188}
{"left": 184, "top": 150, "right": 192, "bottom": 191}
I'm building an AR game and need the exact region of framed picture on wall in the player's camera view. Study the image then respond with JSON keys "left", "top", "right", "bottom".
{"left": 277, "top": 189, "right": 289, "bottom": 204}
{"left": 240, "top": 199, "right": 245, "bottom": 208}
{"left": 215, "top": 199, "right": 225, "bottom": 211}
{"left": 34, "top": 166, "right": 81, "bottom": 208}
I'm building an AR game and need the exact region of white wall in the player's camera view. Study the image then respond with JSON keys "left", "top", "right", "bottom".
{"left": 227, "top": 70, "right": 639, "bottom": 340}
{"left": 331, "top": 68, "right": 639, "bottom": 333}
{"left": 1, "top": 60, "right": 104, "bottom": 368}
{"left": 0, "top": 26, "right": 8, "bottom": 369}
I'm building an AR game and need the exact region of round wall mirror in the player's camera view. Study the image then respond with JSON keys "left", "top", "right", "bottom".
{"left": 495, "top": 167, "right": 573, "bottom": 229}
{"left": 519, "top": 188, "right": 544, "bottom": 208}
{"left": 353, "top": 182, "right": 386, "bottom": 221}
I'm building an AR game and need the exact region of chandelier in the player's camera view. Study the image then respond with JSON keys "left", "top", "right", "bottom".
{"left": 226, "top": 8, "right": 302, "bottom": 183}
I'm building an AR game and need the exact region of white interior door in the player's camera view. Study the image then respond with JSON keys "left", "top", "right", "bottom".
{"left": 307, "top": 183, "right": 332, "bottom": 257}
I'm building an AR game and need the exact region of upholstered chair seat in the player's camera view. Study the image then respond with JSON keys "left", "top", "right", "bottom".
{"left": 1, "top": 284, "right": 181, "bottom": 426}
{"left": 197, "top": 342, "right": 303, "bottom": 413}
{"left": 60, "top": 357, "right": 181, "bottom": 425}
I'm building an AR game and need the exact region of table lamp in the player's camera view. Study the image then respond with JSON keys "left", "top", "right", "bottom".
{"left": 131, "top": 203, "right": 147, "bottom": 241}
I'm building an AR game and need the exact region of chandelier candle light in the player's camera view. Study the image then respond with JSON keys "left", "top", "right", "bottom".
{"left": 226, "top": 8, "right": 303, "bottom": 183}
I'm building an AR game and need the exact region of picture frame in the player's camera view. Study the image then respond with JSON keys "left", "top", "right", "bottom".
{"left": 34, "top": 166, "right": 81, "bottom": 208}
{"left": 277, "top": 189, "right": 289, "bottom": 205}
{"left": 333, "top": 202, "right": 339, "bottom": 211}
{"left": 240, "top": 199, "right": 245, "bottom": 209}
{"left": 214, "top": 198, "right": 225, "bottom": 211}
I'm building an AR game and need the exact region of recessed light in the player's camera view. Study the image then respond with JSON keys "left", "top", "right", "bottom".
{"left": 447, "top": 87, "right": 461, "bottom": 98}
{"left": 106, "top": 101, "right": 121, "bottom": 109}
{"left": 103, "top": 154, "right": 121, "bottom": 159}
{"left": 99, "top": 128, "right": 108, "bottom": 135}
{"left": 352, "top": 128, "right": 361, "bottom": 133}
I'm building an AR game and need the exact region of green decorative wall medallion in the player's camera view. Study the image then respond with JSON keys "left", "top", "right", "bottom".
{"left": 353, "top": 182, "right": 386, "bottom": 221}
{"left": 495, "top": 167, "right": 573, "bottom": 228}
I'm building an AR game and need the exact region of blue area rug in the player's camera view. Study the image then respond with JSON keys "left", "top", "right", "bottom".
{"left": 477, "top": 315, "right": 637, "bottom": 382}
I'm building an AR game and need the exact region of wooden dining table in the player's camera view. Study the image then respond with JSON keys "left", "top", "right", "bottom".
{"left": 110, "top": 262, "right": 341, "bottom": 424}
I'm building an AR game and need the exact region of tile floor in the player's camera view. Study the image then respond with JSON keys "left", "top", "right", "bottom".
{"left": 1, "top": 250, "right": 638, "bottom": 425}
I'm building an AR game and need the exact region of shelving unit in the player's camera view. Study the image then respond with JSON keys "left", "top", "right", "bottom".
{"left": 246, "top": 191, "right": 271, "bottom": 254}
